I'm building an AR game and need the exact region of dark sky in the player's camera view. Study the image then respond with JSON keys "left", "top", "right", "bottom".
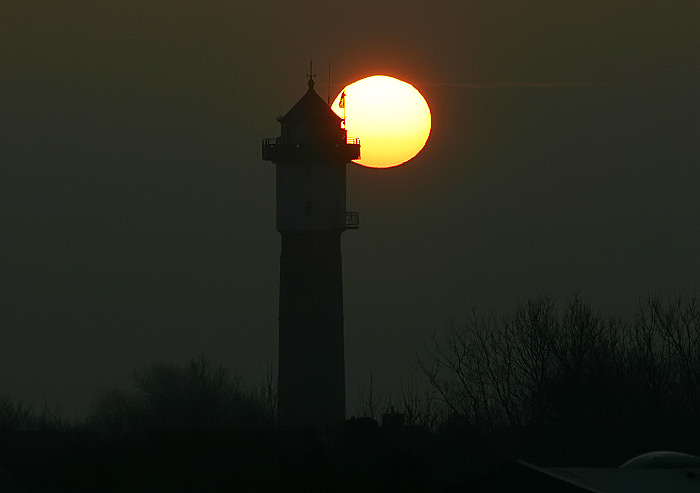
{"left": 2, "top": 1, "right": 700, "bottom": 418}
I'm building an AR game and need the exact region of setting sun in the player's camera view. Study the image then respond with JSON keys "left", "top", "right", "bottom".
{"left": 331, "top": 75, "right": 431, "bottom": 169}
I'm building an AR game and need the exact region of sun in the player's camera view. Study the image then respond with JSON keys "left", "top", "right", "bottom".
{"left": 331, "top": 75, "right": 431, "bottom": 169}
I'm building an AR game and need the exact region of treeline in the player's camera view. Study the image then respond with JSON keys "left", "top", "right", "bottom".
{"left": 0, "top": 396, "right": 67, "bottom": 432}
{"left": 88, "top": 356, "right": 275, "bottom": 432}
{"left": 1, "top": 356, "right": 275, "bottom": 433}
{"left": 417, "top": 294, "right": 700, "bottom": 463}
{"left": 3, "top": 295, "right": 700, "bottom": 464}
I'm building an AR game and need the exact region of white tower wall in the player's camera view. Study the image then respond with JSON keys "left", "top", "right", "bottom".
{"left": 276, "top": 160, "right": 346, "bottom": 231}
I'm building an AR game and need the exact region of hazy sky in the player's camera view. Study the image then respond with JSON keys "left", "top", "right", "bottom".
{"left": 2, "top": 1, "right": 699, "bottom": 418}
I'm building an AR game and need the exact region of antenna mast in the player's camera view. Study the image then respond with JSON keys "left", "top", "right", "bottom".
{"left": 307, "top": 58, "right": 315, "bottom": 88}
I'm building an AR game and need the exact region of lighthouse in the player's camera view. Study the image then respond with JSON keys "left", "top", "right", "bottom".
{"left": 262, "top": 72, "right": 360, "bottom": 428}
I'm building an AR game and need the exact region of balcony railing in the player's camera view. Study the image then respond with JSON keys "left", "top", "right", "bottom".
{"left": 345, "top": 212, "right": 359, "bottom": 230}
{"left": 262, "top": 137, "right": 360, "bottom": 163}
{"left": 263, "top": 137, "right": 360, "bottom": 146}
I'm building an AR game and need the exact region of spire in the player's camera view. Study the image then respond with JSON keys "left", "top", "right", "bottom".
{"left": 307, "top": 58, "right": 316, "bottom": 90}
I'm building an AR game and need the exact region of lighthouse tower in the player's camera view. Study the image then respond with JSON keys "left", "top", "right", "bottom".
{"left": 262, "top": 73, "right": 360, "bottom": 428}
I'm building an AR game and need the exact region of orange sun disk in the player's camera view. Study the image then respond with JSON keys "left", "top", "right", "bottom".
{"left": 331, "top": 75, "right": 431, "bottom": 169}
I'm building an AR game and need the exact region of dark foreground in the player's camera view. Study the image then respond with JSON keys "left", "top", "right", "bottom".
{"left": 3, "top": 420, "right": 699, "bottom": 492}
{"left": 0, "top": 423, "right": 438, "bottom": 492}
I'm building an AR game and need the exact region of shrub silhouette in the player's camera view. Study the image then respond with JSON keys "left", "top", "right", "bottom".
{"left": 88, "top": 356, "right": 269, "bottom": 432}
{"left": 0, "top": 396, "right": 33, "bottom": 431}
{"left": 0, "top": 395, "right": 69, "bottom": 431}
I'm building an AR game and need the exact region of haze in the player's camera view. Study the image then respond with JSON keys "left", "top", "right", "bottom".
{"left": 1, "top": 1, "right": 699, "bottom": 418}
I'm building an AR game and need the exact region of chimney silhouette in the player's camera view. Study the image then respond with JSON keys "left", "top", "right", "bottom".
{"left": 262, "top": 72, "right": 360, "bottom": 428}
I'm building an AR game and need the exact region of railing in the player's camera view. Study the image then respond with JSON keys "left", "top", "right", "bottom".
{"left": 263, "top": 137, "right": 358, "bottom": 146}
{"left": 345, "top": 212, "right": 360, "bottom": 230}
{"left": 263, "top": 137, "right": 360, "bottom": 162}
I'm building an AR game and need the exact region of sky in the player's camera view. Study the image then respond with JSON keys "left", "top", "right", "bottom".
{"left": 2, "top": 1, "right": 700, "bottom": 418}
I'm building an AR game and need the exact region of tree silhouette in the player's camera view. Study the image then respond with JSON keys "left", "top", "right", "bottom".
{"left": 419, "top": 294, "right": 700, "bottom": 461}
{"left": 88, "top": 356, "right": 270, "bottom": 432}
{"left": 0, "top": 395, "right": 69, "bottom": 431}
{"left": 0, "top": 396, "right": 33, "bottom": 431}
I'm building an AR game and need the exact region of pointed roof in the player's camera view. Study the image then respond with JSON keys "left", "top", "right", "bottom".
{"left": 279, "top": 79, "right": 342, "bottom": 127}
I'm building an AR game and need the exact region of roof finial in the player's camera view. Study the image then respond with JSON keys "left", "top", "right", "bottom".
{"left": 307, "top": 58, "right": 316, "bottom": 90}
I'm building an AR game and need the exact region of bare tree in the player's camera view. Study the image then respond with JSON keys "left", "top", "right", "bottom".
{"left": 356, "top": 371, "right": 384, "bottom": 420}
{"left": 418, "top": 299, "right": 563, "bottom": 432}
{"left": 87, "top": 356, "right": 269, "bottom": 431}
{"left": 0, "top": 395, "right": 70, "bottom": 431}
{"left": 419, "top": 296, "right": 631, "bottom": 435}
{"left": 395, "top": 376, "right": 442, "bottom": 430}
{"left": 259, "top": 362, "right": 277, "bottom": 424}
{"left": 0, "top": 396, "right": 33, "bottom": 431}
{"left": 632, "top": 295, "right": 700, "bottom": 421}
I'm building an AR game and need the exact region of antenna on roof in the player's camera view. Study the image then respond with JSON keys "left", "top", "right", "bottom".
{"left": 307, "top": 58, "right": 315, "bottom": 89}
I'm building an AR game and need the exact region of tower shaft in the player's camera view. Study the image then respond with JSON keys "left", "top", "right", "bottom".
{"left": 277, "top": 231, "right": 345, "bottom": 427}
{"left": 262, "top": 76, "right": 359, "bottom": 429}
